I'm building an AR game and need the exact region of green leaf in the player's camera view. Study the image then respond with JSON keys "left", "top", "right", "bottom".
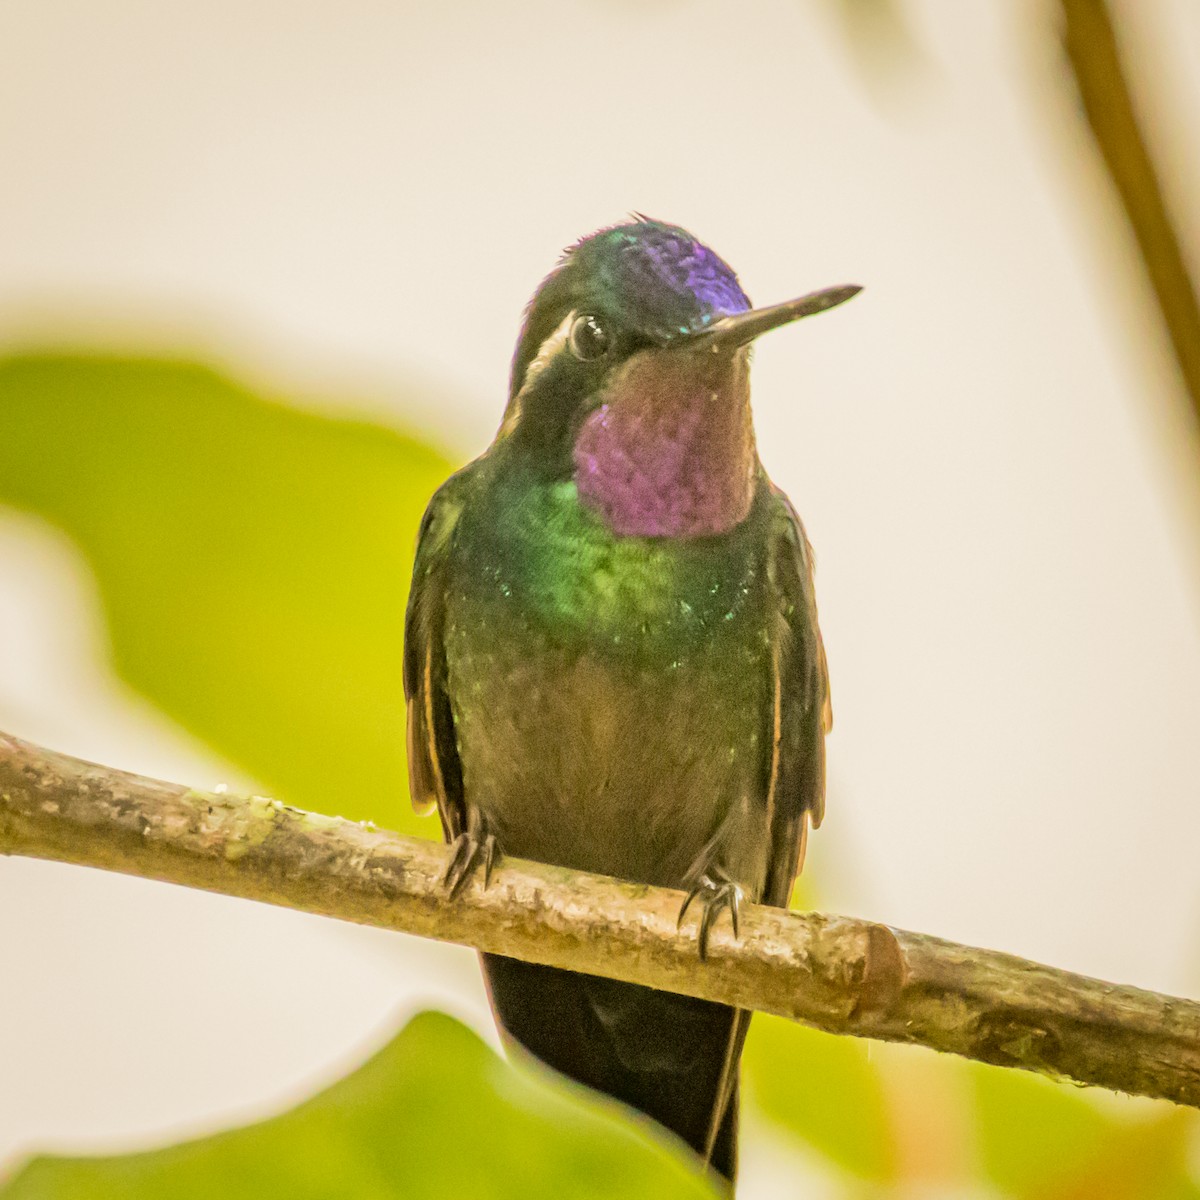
{"left": 0, "top": 351, "right": 453, "bottom": 831}
{"left": 2, "top": 1011, "right": 719, "bottom": 1200}
{"left": 742, "top": 1014, "right": 895, "bottom": 1180}
{"left": 972, "top": 1063, "right": 1110, "bottom": 1195}
{"left": 971, "top": 1063, "right": 1200, "bottom": 1200}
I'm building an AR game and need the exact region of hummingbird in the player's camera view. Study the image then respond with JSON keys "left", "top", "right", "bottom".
{"left": 404, "top": 218, "right": 855, "bottom": 1187}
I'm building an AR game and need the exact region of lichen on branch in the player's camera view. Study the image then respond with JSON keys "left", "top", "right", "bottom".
{"left": 1, "top": 730, "right": 1197, "bottom": 1107}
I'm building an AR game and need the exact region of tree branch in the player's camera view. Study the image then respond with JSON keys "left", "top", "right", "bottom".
{"left": 1060, "top": 0, "right": 1200, "bottom": 435}
{"left": 2, "top": 730, "right": 1197, "bottom": 1106}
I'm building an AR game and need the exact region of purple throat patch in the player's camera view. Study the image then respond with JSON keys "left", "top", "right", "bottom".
{"left": 572, "top": 352, "right": 756, "bottom": 538}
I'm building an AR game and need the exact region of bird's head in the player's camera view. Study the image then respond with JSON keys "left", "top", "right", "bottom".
{"left": 501, "top": 218, "right": 858, "bottom": 538}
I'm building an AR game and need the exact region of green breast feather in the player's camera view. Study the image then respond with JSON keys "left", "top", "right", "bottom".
{"left": 452, "top": 470, "right": 771, "bottom": 668}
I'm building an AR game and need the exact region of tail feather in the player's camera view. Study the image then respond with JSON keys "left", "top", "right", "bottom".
{"left": 482, "top": 953, "right": 741, "bottom": 1185}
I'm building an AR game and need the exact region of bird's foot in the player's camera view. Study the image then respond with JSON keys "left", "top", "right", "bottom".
{"left": 443, "top": 812, "right": 500, "bottom": 899}
{"left": 678, "top": 869, "right": 744, "bottom": 962}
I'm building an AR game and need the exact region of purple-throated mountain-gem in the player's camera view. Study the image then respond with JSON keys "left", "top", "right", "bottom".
{"left": 404, "top": 218, "right": 857, "bottom": 1186}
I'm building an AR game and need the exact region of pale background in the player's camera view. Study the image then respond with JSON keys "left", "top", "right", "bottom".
{"left": 2, "top": 0, "right": 1199, "bottom": 1194}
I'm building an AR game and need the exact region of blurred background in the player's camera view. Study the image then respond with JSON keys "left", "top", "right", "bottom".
{"left": 2, "top": 0, "right": 1199, "bottom": 1195}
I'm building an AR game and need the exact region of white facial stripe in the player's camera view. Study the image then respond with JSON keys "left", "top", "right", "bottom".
{"left": 498, "top": 312, "right": 576, "bottom": 439}
{"left": 519, "top": 311, "right": 575, "bottom": 395}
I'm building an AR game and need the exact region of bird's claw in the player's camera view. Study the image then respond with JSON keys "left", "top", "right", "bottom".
{"left": 443, "top": 815, "right": 499, "bottom": 898}
{"left": 678, "top": 871, "right": 744, "bottom": 961}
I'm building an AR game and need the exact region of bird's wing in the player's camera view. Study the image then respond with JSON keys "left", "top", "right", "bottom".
{"left": 403, "top": 479, "right": 466, "bottom": 839}
{"left": 761, "top": 485, "right": 831, "bottom": 909}
{"left": 704, "top": 485, "right": 832, "bottom": 1168}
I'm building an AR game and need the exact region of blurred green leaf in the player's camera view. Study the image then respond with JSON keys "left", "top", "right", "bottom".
{"left": 0, "top": 351, "right": 453, "bottom": 832}
{"left": 973, "top": 1065, "right": 1109, "bottom": 1196}
{"left": 1, "top": 1011, "right": 718, "bottom": 1200}
{"left": 971, "top": 1064, "right": 1200, "bottom": 1200}
{"left": 743, "top": 1014, "right": 895, "bottom": 1181}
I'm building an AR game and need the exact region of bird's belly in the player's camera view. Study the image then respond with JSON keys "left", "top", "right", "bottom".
{"left": 445, "top": 622, "right": 771, "bottom": 892}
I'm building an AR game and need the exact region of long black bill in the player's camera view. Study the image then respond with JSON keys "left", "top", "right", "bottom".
{"left": 685, "top": 284, "right": 862, "bottom": 352}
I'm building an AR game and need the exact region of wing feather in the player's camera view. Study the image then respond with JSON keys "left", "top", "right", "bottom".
{"left": 761, "top": 486, "right": 830, "bottom": 909}
{"left": 705, "top": 485, "right": 831, "bottom": 1165}
{"left": 403, "top": 480, "right": 466, "bottom": 839}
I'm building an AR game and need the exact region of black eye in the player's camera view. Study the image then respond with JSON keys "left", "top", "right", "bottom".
{"left": 568, "top": 313, "right": 611, "bottom": 361}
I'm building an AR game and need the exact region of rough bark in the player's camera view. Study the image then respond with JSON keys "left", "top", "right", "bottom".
{"left": 2, "top": 730, "right": 1197, "bottom": 1106}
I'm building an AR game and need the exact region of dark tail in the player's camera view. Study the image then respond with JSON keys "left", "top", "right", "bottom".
{"left": 482, "top": 953, "right": 740, "bottom": 1186}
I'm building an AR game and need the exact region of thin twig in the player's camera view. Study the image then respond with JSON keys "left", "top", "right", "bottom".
{"left": 1060, "top": 0, "right": 1200, "bottom": 433}
{"left": 1, "top": 730, "right": 1197, "bottom": 1106}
